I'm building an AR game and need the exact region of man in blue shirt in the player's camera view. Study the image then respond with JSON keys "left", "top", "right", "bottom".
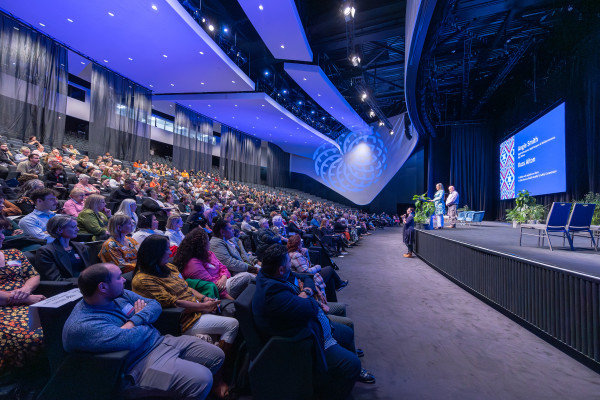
{"left": 63, "top": 263, "right": 224, "bottom": 399}
{"left": 253, "top": 244, "right": 374, "bottom": 400}
{"left": 19, "top": 188, "right": 58, "bottom": 243}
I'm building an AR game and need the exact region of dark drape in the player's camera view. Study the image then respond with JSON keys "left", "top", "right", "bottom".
{"left": 174, "top": 105, "right": 213, "bottom": 173}
{"left": 449, "top": 124, "right": 496, "bottom": 217}
{"left": 219, "top": 126, "right": 260, "bottom": 183}
{"left": 90, "top": 64, "right": 151, "bottom": 161}
{"left": 266, "top": 142, "right": 290, "bottom": 187}
{"left": 426, "top": 135, "right": 450, "bottom": 198}
{"left": 0, "top": 15, "right": 67, "bottom": 147}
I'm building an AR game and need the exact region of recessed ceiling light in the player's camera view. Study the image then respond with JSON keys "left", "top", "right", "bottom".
{"left": 317, "top": 93, "right": 322, "bottom": 96}
{"left": 170, "top": 83, "right": 174, "bottom": 86}
{"left": 169, "top": 105, "right": 173, "bottom": 107}
{"left": 252, "top": 126, "right": 255, "bottom": 128}
{"left": 232, "top": 117, "right": 235, "bottom": 119}
{"left": 280, "top": 117, "right": 283, "bottom": 119}
{"left": 259, "top": 4, "right": 264, "bottom": 10}
{"left": 163, "top": 54, "right": 168, "bottom": 58}
{"left": 103, "top": 59, "right": 108, "bottom": 63}
{"left": 199, "top": 51, "right": 204, "bottom": 55}
{"left": 297, "top": 127, "right": 299, "bottom": 130}
{"left": 128, "top": 57, "right": 133, "bottom": 61}
{"left": 256, "top": 117, "right": 259, "bottom": 119}
{"left": 232, "top": 80, "right": 236, "bottom": 83}
{"left": 208, "top": 105, "right": 211, "bottom": 107}
{"left": 284, "top": 140, "right": 287, "bottom": 143}
{"left": 330, "top": 106, "right": 333, "bottom": 109}
{"left": 234, "top": 104, "right": 238, "bottom": 107}
{"left": 80, "top": 61, "right": 85, "bottom": 64}
{"left": 208, "top": 24, "right": 215, "bottom": 31}
{"left": 108, "top": 12, "right": 114, "bottom": 17}
{"left": 39, "top": 22, "right": 46, "bottom": 27}
{"left": 303, "top": 77, "right": 307, "bottom": 81}
{"left": 149, "top": 84, "right": 153, "bottom": 87}
{"left": 151, "top": 5, "right": 158, "bottom": 10}
{"left": 305, "top": 141, "right": 307, "bottom": 143}
{"left": 274, "top": 126, "right": 277, "bottom": 128}
{"left": 261, "top": 105, "right": 265, "bottom": 107}
{"left": 200, "top": 82, "right": 205, "bottom": 85}
{"left": 188, "top": 104, "right": 192, "bottom": 106}
{"left": 280, "top": 45, "right": 285, "bottom": 49}
{"left": 67, "top": 18, "right": 73, "bottom": 22}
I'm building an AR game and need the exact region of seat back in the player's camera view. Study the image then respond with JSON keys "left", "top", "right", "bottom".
{"left": 84, "top": 240, "right": 105, "bottom": 265}
{"left": 465, "top": 211, "right": 475, "bottom": 222}
{"left": 567, "top": 203, "right": 596, "bottom": 231}
{"left": 38, "top": 299, "right": 79, "bottom": 372}
{"left": 457, "top": 211, "right": 466, "bottom": 220}
{"left": 545, "top": 202, "right": 572, "bottom": 230}
{"left": 234, "top": 284, "right": 264, "bottom": 360}
{"left": 472, "top": 211, "right": 485, "bottom": 222}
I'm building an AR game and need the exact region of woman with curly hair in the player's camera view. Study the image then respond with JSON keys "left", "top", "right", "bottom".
{"left": 174, "top": 228, "right": 254, "bottom": 300}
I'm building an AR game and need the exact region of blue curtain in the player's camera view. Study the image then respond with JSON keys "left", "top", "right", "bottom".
{"left": 173, "top": 105, "right": 213, "bottom": 173}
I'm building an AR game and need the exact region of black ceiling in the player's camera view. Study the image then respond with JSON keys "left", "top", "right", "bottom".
{"left": 197, "top": 0, "right": 405, "bottom": 138}
{"left": 415, "top": 0, "right": 600, "bottom": 136}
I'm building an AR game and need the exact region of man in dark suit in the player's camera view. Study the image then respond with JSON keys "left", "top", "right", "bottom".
{"left": 252, "top": 244, "right": 374, "bottom": 400}
{"left": 108, "top": 178, "right": 136, "bottom": 205}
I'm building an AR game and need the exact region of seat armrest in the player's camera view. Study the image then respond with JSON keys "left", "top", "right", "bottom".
{"left": 38, "top": 350, "right": 130, "bottom": 400}
{"left": 154, "top": 307, "right": 185, "bottom": 336}
{"left": 35, "top": 280, "right": 77, "bottom": 298}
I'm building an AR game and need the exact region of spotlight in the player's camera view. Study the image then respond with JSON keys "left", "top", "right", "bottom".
{"left": 343, "top": 6, "right": 355, "bottom": 19}
{"left": 368, "top": 110, "right": 375, "bottom": 118}
{"left": 298, "top": 101, "right": 303, "bottom": 105}
{"left": 351, "top": 55, "right": 361, "bottom": 66}
{"left": 264, "top": 71, "right": 269, "bottom": 76}
{"left": 361, "top": 92, "right": 367, "bottom": 101}
{"left": 208, "top": 24, "right": 215, "bottom": 31}
{"left": 378, "top": 121, "right": 384, "bottom": 126}
{"left": 283, "top": 90, "right": 287, "bottom": 94}
{"left": 202, "top": 18, "right": 206, "bottom": 23}
{"left": 390, "top": 130, "right": 394, "bottom": 135}
{"left": 223, "top": 27, "right": 228, "bottom": 33}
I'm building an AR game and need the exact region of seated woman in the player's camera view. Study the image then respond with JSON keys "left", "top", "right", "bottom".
{"left": 142, "top": 188, "right": 173, "bottom": 230}
{"left": 165, "top": 214, "right": 184, "bottom": 248}
{"left": 132, "top": 234, "right": 237, "bottom": 398}
{"left": 0, "top": 229, "right": 46, "bottom": 373}
{"left": 15, "top": 179, "right": 44, "bottom": 215}
{"left": 287, "top": 234, "right": 347, "bottom": 300}
{"left": 62, "top": 188, "right": 85, "bottom": 218}
{"left": 0, "top": 194, "right": 25, "bottom": 242}
{"left": 99, "top": 214, "right": 138, "bottom": 273}
{"left": 77, "top": 194, "right": 110, "bottom": 241}
{"left": 174, "top": 228, "right": 254, "bottom": 300}
{"left": 74, "top": 174, "right": 100, "bottom": 197}
{"left": 317, "top": 218, "right": 348, "bottom": 256}
{"left": 178, "top": 194, "right": 193, "bottom": 214}
{"left": 35, "top": 215, "right": 90, "bottom": 281}
{"left": 131, "top": 212, "right": 163, "bottom": 245}
{"left": 44, "top": 165, "right": 68, "bottom": 199}
{"left": 114, "top": 198, "right": 138, "bottom": 230}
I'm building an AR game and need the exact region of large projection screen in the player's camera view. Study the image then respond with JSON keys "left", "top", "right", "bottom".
{"left": 500, "top": 103, "right": 566, "bottom": 200}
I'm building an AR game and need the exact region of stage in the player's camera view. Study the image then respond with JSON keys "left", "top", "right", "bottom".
{"left": 422, "top": 221, "right": 600, "bottom": 278}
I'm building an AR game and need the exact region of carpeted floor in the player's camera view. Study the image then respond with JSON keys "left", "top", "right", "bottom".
{"left": 335, "top": 227, "right": 600, "bottom": 400}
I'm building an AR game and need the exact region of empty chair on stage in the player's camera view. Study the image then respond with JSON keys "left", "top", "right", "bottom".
{"left": 520, "top": 202, "right": 571, "bottom": 251}
{"left": 564, "top": 203, "right": 597, "bottom": 251}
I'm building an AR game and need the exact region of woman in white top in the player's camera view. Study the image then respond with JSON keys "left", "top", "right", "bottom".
{"left": 165, "top": 215, "right": 184, "bottom": 247}
{"left": 131, "top": 212, "right": 164, "bottom": 246}
{"left": 114, "top": 198, "right": 139, "bottom": 229}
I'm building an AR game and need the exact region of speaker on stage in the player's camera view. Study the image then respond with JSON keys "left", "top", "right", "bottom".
{"left": 404, "top": 114, "right": 412, "bottom": 140}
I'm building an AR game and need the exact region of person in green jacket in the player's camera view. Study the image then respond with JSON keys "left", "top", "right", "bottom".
{"left": 77, "top": 194, "right": 111, "bottom": 241}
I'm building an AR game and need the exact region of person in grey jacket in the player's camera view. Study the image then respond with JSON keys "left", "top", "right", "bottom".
{"left": 63, "top": 263, "right": 224, "bottom": 399}
{"left": 210, "top": 218, "right": 259, "bottom": 275}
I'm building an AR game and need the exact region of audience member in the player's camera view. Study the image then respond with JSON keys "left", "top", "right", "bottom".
{"left": 14, "top": 146, "right": 30, "bottom": 163}
{"left": 99, "top": 215, "right": 138, "bottom": 273}
{"left": 18, "top": 188, "right": 57, "bottom": 243}
{"left": 210, "top": 218, "right": 259, "bottom": 275}
{"left": 16, "top": 153, "right": 43, "bottom": 179}
{"left": 62, "top": 188, "right": 86, "bottom": 217}
{"left": 77, "top": 194, "right": 110, "bottom": 241}
{"left": 114, "top": 198, "right": 139, "bottom": 229}
{"left": 175, "top": 228, "right": 253, "bottom": 300}
{"left": 165, "top": 215, "right": 184, "bottom": 247}
{"left": 255, "top": 218, "right": 284, "bottom": 261}
{"left": 15, "top": 179, "right": 45, "bottom": 215}
{"left": 74, "top": 174, "right": 100, "bottom": 196}
{"left": 108, "top": 178, "right": 136, "bottom": 205}
{"left": 35, "top": 215, "right": 90, "bottom": 281}
{"left": 0, "top": 231, "right": 46, "bottom": 373}
{"left": 131, "top": 212, "right": 163, "bottom": 245}
{"left": 62, "top": 263, "right": 223, "bottom": 399}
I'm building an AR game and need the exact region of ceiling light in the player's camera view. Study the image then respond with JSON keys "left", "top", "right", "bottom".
{"left": 311, "top": 110, "right": 315, "bottom": 114}
{"left": 149, "top": 84, "right": 154, "bottom": 87}
{"left": 39, "top": 22, "right": 46, "bottom": 27}
{"left": 201, "top": 82, "right": 205, "bottom": 85}
{"left": 67, "top": 18, "right": 73, "bottom": 22}
{"left": 351, "top": 55, "right": 361, "bottom": 66}
{"left": 151, "top": 5, "right": 158, "bottom": 10}
{"left": 283, "top": 90, "right": 288, "bottom": 94}
{"left": 390, "top": 130, "right": 394, "bottom": 135}
{"left": 163, "top": 54, "right": 168, "bottom": 58}
{"left": 259, "top": 4, "right": 264, "bottom": 10}
{"left": 298, "top": 101, "right": 303, "bottom": 105}
{"left": 223, "top": 27, "right": 229, "bottom": 33}
{"left": 368, "top": 110, "right": 375, "bottom": 118}
{"left": 208, "top": 24, "right": 215, "bottom": 31}
{"left": 330, "top": 106, "right": 333, "bottom": 109}
{"left": 261, "top": 104, "right": 265, "bottom": 107}
{"left": 170, "top": 83, "right": 174, "bottom": 86}
{"left": 128, "top": 57, "right": 133, "bottom": 61}
{"left": 13, "top": 27, "right": 19, "bottom": 30}
{"left": 108, "top": 12, "right": 114, "bottom": 17}
{"left": 322, "top": 117, "right": 326, "bottom": 120}
{"left": 208, "top": 104, "right": 211, "bottom": 107}
{"left": 80, "top": 61, "right": 85, "bottom": 64}
{"left": 281, "top": 117, "right": 284, "bottom": 119}
{"left": 234, "top": 104, "right": 238, "bottom": 107}
{"left": 103, "top": 59, "right": 108, "bottom": 63}
{"left": 188, "top": 104, "right": 192, "bottom": 107}
{"left": 199, "top": 51, "right": 204, "bottom": 55}
{"left": 232, "top": 80, "right": 236, "bottom": 83}
{"left": 317, "top": 93, "right": 321, "bottom": 97}
{"left": 281, "top": 45, "right": 285, "bottom": 49}
{"left": 303, "top": 77, "right": 307, "bottom": 81}
{"left": 232, "top": 117, "right": 235, "bottom": 119}
{"left": 378, "top": 121, "right": 384, "bottom": 126}
{"left": 264, "top": 71, "right": 269, "bottom": 76}
{"left": 202, "top": 18, "right": 206, "bottom": 23}
{"left": 361, "top": 92, "right": 367, "bottom": 101}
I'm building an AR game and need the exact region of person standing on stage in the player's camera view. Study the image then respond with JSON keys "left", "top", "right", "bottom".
{"left": 431, "top": 183, "right": 445, "bottom": 229}
{"left": 401, "top": 207, "right": 415, "bottom": 258}
{"left": 446, "top": 186, "right": 459, "bottom": 229}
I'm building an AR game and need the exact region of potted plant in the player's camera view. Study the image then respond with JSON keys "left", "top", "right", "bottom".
{"left": 412, "top": 193, "right": 435, "bottom": 229}
{"left": 581, "top": 192, "right": 600, "bottom": 225}
{"left": 528, "top": 204, "right": 546, "bottom": 224}
{"left": 506, "top": 190, "right": 536, "bottom": 228}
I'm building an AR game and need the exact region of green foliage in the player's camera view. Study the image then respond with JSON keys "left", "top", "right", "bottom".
{"left": 505, "top": 190, "right": 546, "bottom": 223}
{"left": 458, "top": 205, "right": 470, "bottom": 212}
{"left": 580, "top": 192, "right": 600, "bottom": 225}
{"left": 412, "top": 193, "right": 435, "bottom": 224}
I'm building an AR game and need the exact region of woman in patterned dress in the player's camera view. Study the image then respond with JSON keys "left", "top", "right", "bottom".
{"left": 431, "top": 183, "right": 446, "bottom": 229}
{"left": 0, "top": 231, "right": 46, "bottom": 372}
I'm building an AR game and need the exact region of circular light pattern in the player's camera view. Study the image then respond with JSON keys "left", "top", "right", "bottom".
{"left": 313, "top": 130, "right": 387, "bottom": 193}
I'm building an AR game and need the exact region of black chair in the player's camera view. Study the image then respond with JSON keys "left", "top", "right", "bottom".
{"left": 37, "top": 300, "right": 130, "bottom": 400}
{"left": 73, "top": 233, "right": 93, "bottom": 242}
{"left": 234, "top": 284, "right": 314, "bottom": 400}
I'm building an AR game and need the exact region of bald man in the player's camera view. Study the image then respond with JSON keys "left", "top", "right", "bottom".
{"left": 62, "top": 263, "right": 224, "bottom": 399}
{"left": 446, "top": 186, "right": 460, "bottom": 228}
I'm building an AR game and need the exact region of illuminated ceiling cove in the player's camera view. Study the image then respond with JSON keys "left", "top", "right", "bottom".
{"left": 236, "top": 0, "right": 313, "bottom": 62}
{"left": 0, "top": 0, "right": 254, "bottom": 93}
{"left": 153, "top": 92, "right": 340, "bottom": 157}
{"left": 284, "top": 63, "right": 370, "bottom": 133}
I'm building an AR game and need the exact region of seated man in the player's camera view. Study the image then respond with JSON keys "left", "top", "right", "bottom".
{"left": 255, "top": 218, "right": 285, "bottom": 261}
{"left": 252, "top": 245, "right": 374, "bottom": 400}
{"left": 63, "top": 263, "right": 224, "bottom": 399}
{"left": 108, "top": 178, "right": 137, "bottom": 205}
{"left": 16, "top": 153, "right": 44, "bottom": 179}
{"left": 210, "top": 218, "right": 259, "bottom": 275}
{"left": 18, "top": 188, "right": 58, "bottom": 243}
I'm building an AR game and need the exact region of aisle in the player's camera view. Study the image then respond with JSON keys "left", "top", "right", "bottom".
{"left": 335, "top": 228, "right": 600, "bottom": 400}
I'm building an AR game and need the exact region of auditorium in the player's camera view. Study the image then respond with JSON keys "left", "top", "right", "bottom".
{"left": 1, "top": 0, "right": 600, "bottom": 399}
